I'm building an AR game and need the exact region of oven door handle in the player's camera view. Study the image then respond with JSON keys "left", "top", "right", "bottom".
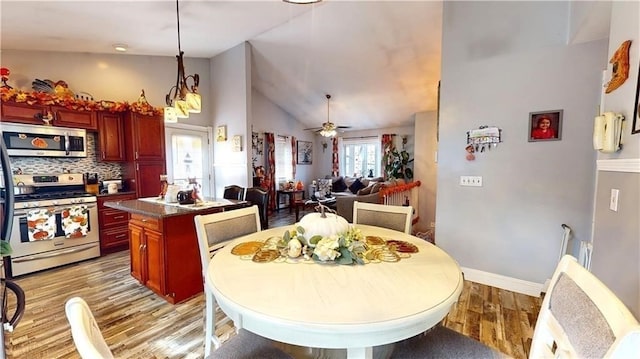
{"left": 11, "top": 243, "right": 99, "bottom": 263}
{"left": 13, "top": 203, "right": 97, "bottom": 216}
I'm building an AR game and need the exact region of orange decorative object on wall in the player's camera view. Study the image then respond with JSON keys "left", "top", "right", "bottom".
{"left": 605, "top": 40, "right": 632, "bottom": 94}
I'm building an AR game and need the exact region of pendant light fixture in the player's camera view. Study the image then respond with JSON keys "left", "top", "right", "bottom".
{"left": 164, "top": 0, "right": 201, "bottom": 123}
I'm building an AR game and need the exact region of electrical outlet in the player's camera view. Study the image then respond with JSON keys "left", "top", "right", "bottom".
{"left": 459, "top": 176, "right": 482, "bottom": 187}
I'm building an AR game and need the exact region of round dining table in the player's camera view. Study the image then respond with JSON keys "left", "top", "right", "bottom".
{"left": 205, "top": 224, "right": 463, "bottom": 359}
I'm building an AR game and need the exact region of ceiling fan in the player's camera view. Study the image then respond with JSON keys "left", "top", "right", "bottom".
{"left": 304, "top": 94, "right": 351, "bottom": 137}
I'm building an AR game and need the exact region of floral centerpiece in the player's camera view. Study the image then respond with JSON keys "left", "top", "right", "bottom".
{"left": 281, "top": 204, "right": 367, "bottom": 265}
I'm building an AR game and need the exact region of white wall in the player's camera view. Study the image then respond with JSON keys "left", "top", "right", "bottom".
{"left": 210, "top": 42, "right": 251, "bottom": 196}
{"left": 438, "top": 1, "right": 607, "bottom": 294}
{"left": 414, "top": 111, "right": 438, "bottom": 234}
{"left": 251, "top": 88, "right": 316, "bottom": 187}
{"left": 590, "top": 1, "right": 640, "bottom": 317}
{"left": 0, "top": 50, "right": 211, "bottom": 127}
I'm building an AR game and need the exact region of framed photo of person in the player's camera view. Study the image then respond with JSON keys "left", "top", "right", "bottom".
{"left": 296, "top": 140, "right": 313, "bottom": 165}
{"left": 528, "top": 110, "right": 563, "bottom": 142}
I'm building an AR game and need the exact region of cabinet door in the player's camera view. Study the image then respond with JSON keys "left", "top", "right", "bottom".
{"left": 51, "top": 106, "right": 97, "bottom": 131}
{"left": 129, "top": 223, "right": 145, "bottom": 283}
{"left": 97, "top": 112, "right": 126, "bottom": 161}
{"left": 144, "top": 228, "right": 164, "bottom": 295}
{"left": 0, "top": 101, "right": 47, "bottom": 125}
{"left": 136, "top": 162, "right": 166, "bottom": 198}
{"left": 128, "top": 113, "right": 165, "bottom": 161}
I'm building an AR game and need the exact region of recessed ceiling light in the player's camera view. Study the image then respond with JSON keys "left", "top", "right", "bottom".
{"left": 113, "top": 44, "right": 128, "bottom": 52}
{"left": 283, "top": 0, "right": 321, "bottom": 4}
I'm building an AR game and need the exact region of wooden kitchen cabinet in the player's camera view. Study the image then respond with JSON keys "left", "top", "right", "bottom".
{"left": 122, "top": 112, "right": 166, "bottom": 198}
{"left": 0, "top": 101, "right": 97, "bottom": 130}
{"left": 127, "top": 211, "right": 212, "bottom": 303}
{"left": 124, "top": 112, "right": 165, "bottom": 162}
{"left": 129, "top": 216, "right": 164, "bottom": 295}
{"left": 97, "top": 112, "right": 126, "bottom": 161}
{"left": 50, "top": 105, "right": 97, "bottom": 130}
{"left": 97, "top": 193, "right": 135, "bottom": 254}
{"left": 0, "top": 101, "right": 49, "bottom": 125}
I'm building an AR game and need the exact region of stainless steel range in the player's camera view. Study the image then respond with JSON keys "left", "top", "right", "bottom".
{"left": 7, "top": 173, "right": 100, "bottom": 277}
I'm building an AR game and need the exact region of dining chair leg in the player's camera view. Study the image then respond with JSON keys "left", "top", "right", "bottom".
{"left": 204, "top": 287, "right": 220, "bottom": 356}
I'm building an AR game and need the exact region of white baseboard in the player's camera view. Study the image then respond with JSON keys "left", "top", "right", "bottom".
{"left": 461, "top": 267, "right": 544, "bottom": 297}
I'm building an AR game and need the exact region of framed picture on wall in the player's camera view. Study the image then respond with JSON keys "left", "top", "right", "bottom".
{"left": 528, "top": 110, "right": 563, "bottom": 142}
{"left": 632, "top": 61, "right": 640, "bottom": 134}
{"left": 296, "top": 140, "right": 313, "bottom": 165}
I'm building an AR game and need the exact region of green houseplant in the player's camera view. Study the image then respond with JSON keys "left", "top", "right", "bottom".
{"left": 383, "top": 148, "right": 414, "bottom": 180}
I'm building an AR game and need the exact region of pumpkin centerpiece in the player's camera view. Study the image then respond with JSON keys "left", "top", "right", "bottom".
{"left": 282, "top": 204, "right": 366, "bottom": 265}
{"left": 297, "top": 203, "right": 350, "bottom": 243}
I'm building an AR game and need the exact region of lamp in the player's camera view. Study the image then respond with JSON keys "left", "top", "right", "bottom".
{"left": 164, "top": 0, "right": 201, "bottom": 123}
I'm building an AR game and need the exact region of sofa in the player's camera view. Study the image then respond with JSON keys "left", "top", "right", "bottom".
{"left": 316, "top": 176, "right": 403, "bottom": 222}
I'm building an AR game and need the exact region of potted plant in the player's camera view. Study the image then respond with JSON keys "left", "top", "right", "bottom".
{"left": 383, "top": 148, "right": 414, "bottom": 180}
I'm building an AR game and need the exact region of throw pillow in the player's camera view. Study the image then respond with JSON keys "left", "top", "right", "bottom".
{"left": 370, "top": 183, "right": 385, "bottom": 194}
{"left": 357, "top": 186, "right": 372, "bottom": 195}
{"left": 349, "top": 179, "right": 366, "bottom": 194}
{"left": 332, "top": 177, "right": 348, "bottom": 192}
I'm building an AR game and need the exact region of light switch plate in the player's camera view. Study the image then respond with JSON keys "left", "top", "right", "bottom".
{"left": 610, "top": 189, "right": 619, "bottom": 211}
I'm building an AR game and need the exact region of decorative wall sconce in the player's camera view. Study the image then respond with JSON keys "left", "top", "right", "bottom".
{"left": 322, "top": 141, "right": 328, "bottom": 153}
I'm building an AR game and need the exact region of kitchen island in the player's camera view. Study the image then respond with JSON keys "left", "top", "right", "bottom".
{"left": 104, "top": 197, "right": 249, "bottom": 304}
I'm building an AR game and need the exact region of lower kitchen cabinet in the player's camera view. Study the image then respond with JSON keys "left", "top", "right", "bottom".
{"left": 127, "top": 211, "right": 220, "bottom": 303}
{"left": 97, "top": 193, "right": 135, "bottom": 254}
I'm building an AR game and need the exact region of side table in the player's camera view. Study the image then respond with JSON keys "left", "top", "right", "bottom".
{"left": 276, "top": 189, "right": 305, "bottom": 213}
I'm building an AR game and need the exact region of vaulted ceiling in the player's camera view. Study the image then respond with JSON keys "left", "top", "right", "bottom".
{"left": 1, "top": 0, "right": 442, "bottom": 131}
{"left": 0, "top": 1, "right": 610, "bottom": 132}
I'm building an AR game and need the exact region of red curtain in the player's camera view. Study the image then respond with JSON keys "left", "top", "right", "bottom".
{"left": 332, "top": 137, "right": 339, "bottom": 177}
{"left": 382, "top": 134, "right": 395, "bottom": 180}
{"left": 265, "top": 132, "right": 276, "bottom": 212}
{"left": 291, "top": 136, "right": 297, "bottom": 180}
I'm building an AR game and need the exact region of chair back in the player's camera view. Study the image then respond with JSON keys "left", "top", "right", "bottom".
{"left": 352, "top": 201, "right": 413, "bottom": 234}
{"left": 193, "top": 205, "right": 261, "bottom": 274}
{"left": 530, "top": 255, "right": 640, "bottom": 358}
{"left": 245, "top": 187, "right": 269, "bottom": 229}
{"left": 223, "top": 185, "right": 245, "bottom": 200}
{"left": 65, "top": 297, "right": 114, "bottom": 359}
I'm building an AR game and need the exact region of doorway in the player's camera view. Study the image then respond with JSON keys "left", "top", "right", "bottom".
{"left": 164, "top": 123, "right": 213, "bottom": 197}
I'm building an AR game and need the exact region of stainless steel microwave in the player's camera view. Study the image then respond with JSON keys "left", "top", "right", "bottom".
{"left": 1, "top": 123, "right": 87, "bottom": 157}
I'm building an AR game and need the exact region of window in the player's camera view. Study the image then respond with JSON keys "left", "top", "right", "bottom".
{"left": 341, "top": 137, "right": 380, "bottom": 178}
{"left": 275, "top": 135, "right": 293, "bottom": 183}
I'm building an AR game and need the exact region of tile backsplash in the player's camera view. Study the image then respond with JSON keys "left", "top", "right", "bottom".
{"left": 9, "top": 133, "right": 123, "bottom": 180}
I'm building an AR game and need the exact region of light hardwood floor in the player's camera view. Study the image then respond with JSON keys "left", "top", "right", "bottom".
{"left": 4, "top": 209, "right": 541, "bottom": 358}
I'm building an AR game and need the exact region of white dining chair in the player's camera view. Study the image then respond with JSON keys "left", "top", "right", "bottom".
{"left": 194, "top": 206, "right": 291, "bottom": 358}
{"left": 390, "top": 255, "right": 640, "bottom": 358}
{"left": 352, "top": 201, "right": 414, "bottom": 234}
{"left": 65, "top": 297, "right": 114, "bottom": 359}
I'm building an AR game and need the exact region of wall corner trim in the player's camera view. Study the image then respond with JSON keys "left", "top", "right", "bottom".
{"left": 461, "top": 267, "right": 544, "bottom": 297}
{"left": 596, "top": 158, "right": 640, "bottom": 173}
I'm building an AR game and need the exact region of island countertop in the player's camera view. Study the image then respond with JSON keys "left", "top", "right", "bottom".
{"left": 103, "top": 197, "right": 249, "bottom": 218}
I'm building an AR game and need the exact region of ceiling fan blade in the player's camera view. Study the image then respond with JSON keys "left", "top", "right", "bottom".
{"left": 304, "top": 127, "right": 322, "bottom": 131}
{"left": 336, "top": 126, "right": 351, "bottom": 129}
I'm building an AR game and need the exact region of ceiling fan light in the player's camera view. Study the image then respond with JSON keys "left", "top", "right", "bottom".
{"left": 320, "top": 129, "right": 336, "bottom": 137}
